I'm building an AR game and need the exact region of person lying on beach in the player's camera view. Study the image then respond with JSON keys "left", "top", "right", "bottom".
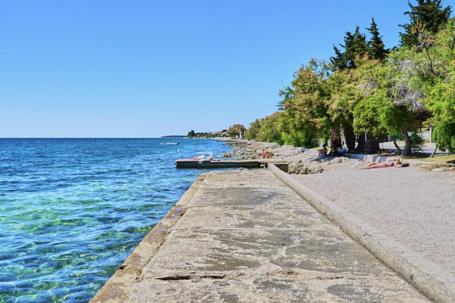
{"left": 365, "top": 158, "right": 409, "bottom": 169}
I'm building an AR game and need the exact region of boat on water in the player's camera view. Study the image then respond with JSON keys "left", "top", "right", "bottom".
{"left": 161, "top": 142, "right": 180, "bottom": 145}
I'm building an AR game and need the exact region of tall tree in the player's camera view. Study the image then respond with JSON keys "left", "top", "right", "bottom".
{"left": 368, "top": 18, "right": 389, "bottom": 61}
{"left": 329, "top": 27, "right": 370, "bottom": 151}
{"left": 422, "top": 21, "right": 455, "bottom": 152}
{"left": 330, "top": 46, "right": 347, "bottom": 70}
{"left": 330, "top": 27, "right": 369, "bottom": 70}
{"left": 400, "top": 0, "right": 451, "bottom": 48}
{"left": 280, "top": 60, "right": 332, "bottom": 146}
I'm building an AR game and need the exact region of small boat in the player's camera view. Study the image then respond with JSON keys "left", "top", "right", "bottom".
{"left": 161, "top": 142, "right": 180, "bottom": 145}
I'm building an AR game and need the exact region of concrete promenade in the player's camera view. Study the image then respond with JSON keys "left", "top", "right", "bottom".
{"left": 93, "top": 169, "right": 428, "bottom": 302}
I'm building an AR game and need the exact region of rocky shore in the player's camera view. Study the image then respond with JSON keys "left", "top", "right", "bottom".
{"left": 222, "top": 139, "right": 360, "bottom": 174}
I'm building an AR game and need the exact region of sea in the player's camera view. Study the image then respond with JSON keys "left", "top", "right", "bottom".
{"left": 0, "top": 138, "right": 230, "bottom": 303}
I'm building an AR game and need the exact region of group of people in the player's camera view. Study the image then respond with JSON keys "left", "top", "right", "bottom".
{"left": 319, "top": 141, "right": 347, "bottom": 158}
{"left": 258, "top": 140, "right": 408, "bottom": 170}
{"left": 317, "top": 139, "right": 409, "bottom": 169}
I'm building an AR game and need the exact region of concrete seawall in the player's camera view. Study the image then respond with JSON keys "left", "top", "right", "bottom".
{"left": 269, "top": 163, "right": 455, "bottom": 303}
{"left": 91, "top": 168, "right": 429, "bottom": 302}
{"left": 90, "top": 174, "right": 207, "bottom": 302}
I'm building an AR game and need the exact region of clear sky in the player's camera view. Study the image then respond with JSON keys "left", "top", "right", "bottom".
{"left": 1, "top": 0, "right": 447, "bottom": 137}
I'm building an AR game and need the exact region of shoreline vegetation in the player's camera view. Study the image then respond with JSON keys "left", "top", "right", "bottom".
{"left": 196, "top": 0, "right": 455, "bottom": 158}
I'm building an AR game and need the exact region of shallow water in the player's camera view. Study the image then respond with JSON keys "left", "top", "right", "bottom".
{"left": 0, "top": 138, "right": 230, "bottom": 303}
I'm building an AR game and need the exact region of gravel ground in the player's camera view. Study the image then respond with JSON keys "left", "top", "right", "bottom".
{"left": 293, "top": 165, "right": 455, "bottom": 275}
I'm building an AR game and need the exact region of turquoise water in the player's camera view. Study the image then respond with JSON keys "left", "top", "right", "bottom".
{"left": 0, "top": 138, "right": 230, "bottom": 303}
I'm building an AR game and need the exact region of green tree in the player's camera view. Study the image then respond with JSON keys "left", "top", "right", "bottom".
{"left": 187, "top": 130, "right": 195, "bottom": 137}
{"left": 421, "top": 21, "right": 455, "bottom": 151}
{"left": 245, "top": 119, "right": 262, "bottom": 140}
{"left": 256, "top": 113, "right": 282, "bottom": 143}
{"left": 282, "top": 60, "right": 331, "bottom": 144}
{"left": 329, "top": 24, "right": 388, "bottom": 152}
{"left": 428, "top": 77, "right": 455, "bottom": 151}
{"left": 331, "top": 46, "right": 347, "bottom": 70}
{"left": 276, "top": 104, "right": 320, "bottom": 147}
{"left": 331, "top": 27, "right": 369, "bottom": 70}
{"left": 348, "top": 58, "right": 388, "bottom": 153}
{"left": 400, "top": 0, "right": 451, "bottom": 48}
{"left": 368, "top": 18, "right": 389, "bottom": 61}
{"left": 227, "top": 124, "right": 246, "bottom": 138}
{"left": 352, "top": 53, "right": 430, "bottom": 155}
{"left": 326, "top": 69, "right": 359, "bottom": 151}
{"left": 353, "top": 90, "right": 389, "bottom": 139}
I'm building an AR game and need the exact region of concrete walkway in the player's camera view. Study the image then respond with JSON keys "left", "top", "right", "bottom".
{"left": 94, "top": 169, "right": 429, "bottom": 302}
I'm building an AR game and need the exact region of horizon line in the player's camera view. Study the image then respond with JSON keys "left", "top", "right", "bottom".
{"left": 0, "top": 136, "right": 191, "bottom": 139}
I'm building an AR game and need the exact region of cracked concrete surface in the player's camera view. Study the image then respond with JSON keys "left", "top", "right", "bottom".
{"left": 118, "top": 169, "right": 429, "bottom": 302}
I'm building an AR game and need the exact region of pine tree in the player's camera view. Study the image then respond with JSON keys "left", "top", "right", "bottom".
{"left": 400, "top": 0, "right": 452, "bottom": 47}
{"left": 368, "top": 18, "right": 388, "bottom": 61}
{"left": 330, "top": 46, "right": 346, "bottom": 70}
{"left": 330, "top": 27, "right": 369, "bottom": 70}
{"left": 351, "top": 27, "right": 369, "bottom": 60}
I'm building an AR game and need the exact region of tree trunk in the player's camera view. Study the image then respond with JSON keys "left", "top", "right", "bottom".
{"left": 330, "top": 127, "right": 342, "bottom": 149}
{"left": 401, "top": 129, "right": 412, "bottom": 156}
{"left": 430, "top": 144, "right": 438, "bottom": 158}
{"left": 355, "top": 133, "right": 366, "bottom": 153}
{"left": 365, "top": 133, "right": 380, "bottom": 154}
{"left": 343, "top": 124, "right": 356, "bottom": 152}
{"left": 393, "top": 138, "right": 402, "bottom": 155}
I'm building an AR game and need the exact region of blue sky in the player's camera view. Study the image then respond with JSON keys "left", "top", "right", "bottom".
{"left": 1, "top": 1, "right": 444, "bottom": 137}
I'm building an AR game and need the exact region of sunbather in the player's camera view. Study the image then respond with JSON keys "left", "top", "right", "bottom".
{"left": 366, "top": 158, "right": 408, "bottom": 169}
{"left": 260, "top": 149, "right": 273, "bottom": 159}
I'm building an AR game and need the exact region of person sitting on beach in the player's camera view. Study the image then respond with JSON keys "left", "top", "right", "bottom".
{"left": 366, "top": 158, "right": 408, "bottom": 169}
{"left": 328, "top": 145, "right": 338, "bottom": 156}
{"left": 327, "top": 137, "right": 342, "bottom": 156}
{"left": 318, "top": 144, "right": 328, "bottom": 158}
{"left": 260, "top": 149, "right": 273, "bottom": 159}
{"left": 337, "top": 144, "right": 347, "bottom": 156}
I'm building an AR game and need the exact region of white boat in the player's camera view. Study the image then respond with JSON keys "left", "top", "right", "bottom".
{"left": 161, "top": 142, "right": 179, "bottom": 145}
